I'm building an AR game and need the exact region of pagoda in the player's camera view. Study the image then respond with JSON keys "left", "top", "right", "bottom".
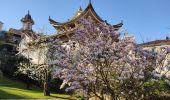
{"left": 9, "top": 11, "right": 37, "bottom": 39}
{"left": 49, "top": 1, "right": 123, "bottom": 41}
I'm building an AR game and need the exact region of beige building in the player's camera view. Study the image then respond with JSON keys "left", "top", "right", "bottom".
{"left": 10, "top": 11, "right": 43, "bottom": 64}
{"left": 140, "top": 39, "right": 170, "bottom": 78}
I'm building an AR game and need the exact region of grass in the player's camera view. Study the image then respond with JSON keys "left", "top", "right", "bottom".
{"left": 0, "top": 76, "right": 77, "bottom": 99}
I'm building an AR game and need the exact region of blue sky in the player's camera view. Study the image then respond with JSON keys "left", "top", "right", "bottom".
{"left": 0, "top": 0, "right": 170, "bottom": 43}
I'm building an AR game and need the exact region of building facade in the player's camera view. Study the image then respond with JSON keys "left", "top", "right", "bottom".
{"left": 0, "top": 11, "right": 37, "bottom": 54}
{"left": 140, "top": 39, "right": 170, "bottom": 78}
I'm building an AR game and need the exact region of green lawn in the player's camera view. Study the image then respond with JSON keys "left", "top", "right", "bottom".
{"left": 0, "top": 76, "right": 77, "bottom": 99}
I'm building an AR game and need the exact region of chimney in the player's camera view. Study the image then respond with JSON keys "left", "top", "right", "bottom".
{"left": 0, "top": 21, "right": 3, "bottom": 31}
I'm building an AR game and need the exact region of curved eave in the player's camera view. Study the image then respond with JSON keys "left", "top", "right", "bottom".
{"left": 113, "top": 21, "right": 123, "bottom": 30}
{"left": 21, "top": 18, "right": 34, "bottom": 25}
{"left": 49, "top": 17, "right": 59, "bottom": 25}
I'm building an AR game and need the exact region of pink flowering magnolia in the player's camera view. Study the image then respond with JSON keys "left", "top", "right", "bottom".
{"left": 49, "top": 18, "right": 170, "bottom": 99}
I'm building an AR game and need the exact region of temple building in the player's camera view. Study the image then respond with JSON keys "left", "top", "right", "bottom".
{"left": 48, "top": 1, "right": 123, "bottom": 41}
{"left": 9, "top": 11, "right": 37, "bottom": 52}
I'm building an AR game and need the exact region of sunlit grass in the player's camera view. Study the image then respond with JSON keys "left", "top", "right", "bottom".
{"left": 0, "top": 76, "right": 77, "bottom": 99}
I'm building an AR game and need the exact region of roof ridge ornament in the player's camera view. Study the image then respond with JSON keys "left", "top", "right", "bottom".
{"left": 89, "top": 0, "right": 92, "bottom": 5}
{"left": 21, "top": 10, "right": 34, "bottom": 25}
{"left": 78, "top": 6, "right": 83, "bottom": 12}
{"left": 89, "top": 0, "right": 91, "bottom": 4}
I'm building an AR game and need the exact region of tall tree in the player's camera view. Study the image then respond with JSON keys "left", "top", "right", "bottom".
{"left": 17, "top": 34, "right": 51, "bottom": 96}
{"left": 49, "top": 18, "right": 170, "bottom": 100}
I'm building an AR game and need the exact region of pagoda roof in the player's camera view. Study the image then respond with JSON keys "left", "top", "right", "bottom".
{"left": 21, "top": 11, "right": 34, "bottom": 25}
{"left": 49, "top": 2, "right": 123, "bottom": 30}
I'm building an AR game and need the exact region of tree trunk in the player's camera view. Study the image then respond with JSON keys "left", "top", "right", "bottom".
{"left": 43, "top": 82, "right": 50, "bottom": 96}
{"left": 26, "top": 83, "right": 30, "bottom": 89}
{"left": 25, "top": 75, "right": 30, "bottom": 89}
{"left": 110, "top": 93, "right": 117, "bottom": 100}
{"left": 85, "top": 88, "right": 89, "bottom": 100}
{"left": 43, "top": 66, "right": 51, "bottom": 96}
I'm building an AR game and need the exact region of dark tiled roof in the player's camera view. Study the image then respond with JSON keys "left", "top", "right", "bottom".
{"left": 21, "top": 30, "right": 37, "bottom": 39}
{"left": 0, "top": 21, "right": 3, "bottom": 24}
{"left": 139, "top": 40, "right": 170, "bottom": 47}
{"left": 9, "top": 28, "right": 22, "bottom": 35}
{"left": 21, "top": 11, "right": 34, "bottom": 24}
{"left": 9, "top": 28, "right": 37, "bottom": 39}
{"left": 49, "top": 2, "right": 123, "bottom": 30}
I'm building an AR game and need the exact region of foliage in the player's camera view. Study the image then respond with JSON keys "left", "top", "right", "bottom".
{"left": 50, "top": 78, "right": 66, "bottom": 93}
{"left": 17, "top": 57, "right": 49, "bottom": 82}
{"left": 49, "top": 18, "right": 170, "bottom": 100}
{"left": 0, "top": 48, "right": 18, "bottom": 76}
{"left": 16, "top": 53, "right": 51, "bottom": 91}
{"left": 0, "top": 31, "right": 20, "bottom": 76}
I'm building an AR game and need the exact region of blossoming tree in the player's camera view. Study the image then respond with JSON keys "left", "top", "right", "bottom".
{"left": 49, "top": 18, "right": 170, "bottom": 100}
{"left": 17, "top": 34, "right": 52, "bottom": 96}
